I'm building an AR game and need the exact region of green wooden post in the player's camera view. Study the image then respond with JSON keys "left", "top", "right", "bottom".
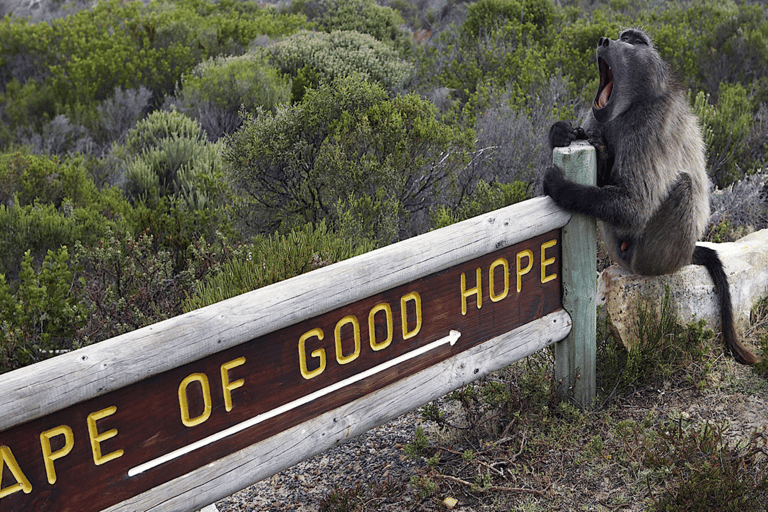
{"left": 553, "top": 141, "right": 597, "bottom": 407}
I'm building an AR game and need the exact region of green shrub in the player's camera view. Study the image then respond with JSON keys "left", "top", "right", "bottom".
{"left": 417, "top": 0, "right": 559, "bottom": 111}
{"left": 267, "top": 30, "right": 413, "bottom": 100}
{"left": 120, "top": 110, "right": 227, "bottom": 211}
{"left": 0, "top": 199, "right": 127, "bottom": 282}
{"left": 463, "top": 0, "right": 555, "bottom": 39}
{"left": 124, "top": 110, "right": 206, "bottom": 155}
{"left": 0, "top": 152, "right": 98, "bottom": 208}
{"left": 549, "top": 14, "right": 625, "bottom": 104}
{"left": 597, "top": 286, "right": 715, "bottom": 395}
{"left": 294, "top": 0, "right": 406, "bottom": 44}
{"left": 224, "top": 74, "right": 472, "bottom": 243}
{"left": 0, "top": 248, "right": 88, "bottom": 372}
{"left": 184, "top": 221, "right": 375, "bottom": 311}
{"left": 691, "top": 84, "right": 754, "bottom": 187}
{"left": 431, "top": 180, "right": 530, "bottom": 229}
{"left": 176, "top": 53, "right": 291, "bottom": 139}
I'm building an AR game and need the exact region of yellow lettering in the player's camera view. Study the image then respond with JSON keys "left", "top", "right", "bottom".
{"left": 401, "top": 292, "right": 422, "bottom": 339}
{"left": 87, "top": 406, "right": 124, "bottom": 466}
{"left": 460, "top": 268, "right": 482, "bottom": 315}
{"left": 0, "top": 445, "right": 32, "bottom": 498}
{"left": 489, "top": 257, "right": 509, "bottom": 302}
{"left": 540, "top": 239, "right": 558, "bottom": 284}
{"left": 40, "top": 425, "right": 74, "bottom": 485}
{"left": 369, "top": 303, "right": 393, "bottom": 351}
{"left": 299, "top": 328, "right": 326, "bottom": 379}
{"left": 221, "top": 357, "right": 246, "bottom": 412}
{"left": 335, "top": 315, "right": 361, "bottom": 364}
{"left": 178, "top": 374, "right": 212, "bottom": 428}
{"left": 516, "top": 249, "right": 534, "bottom": 293}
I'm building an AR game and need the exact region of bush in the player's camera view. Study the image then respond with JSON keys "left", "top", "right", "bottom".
{"left": 708, "top": 173, "right": 768, "bottom": 238}
{"left": 415, "top": 0, "right": 559, "bottom": 111}
{"left": 0, "top": 151, "right": 132, "bottom": 281}
{"left": 0, "top": 152, "right": 98, "bottom": 208}
{"left": 691, "top": 84, "right": 755, "bottom": 187}
{"left": 294, "top": 0, "right": 407, "bottom": 44}
{"left": 175, "top": 53, "right": 291, "bottom": 139}
{"left": 97, "top": 87, "right": 154, "bottom": 146}
{"left": 75, "top": 230, "right": 192, "bottom": 342}
{"left": 476, "top": 76, "right": 577, "bottom": 191}
{"left": 0, "top": 247, "right": 88, "bottom": 372}
{"left": 184, "top": 221, "right": 375, "bottom": 311}
{"left": 462, "top": 0, "right": 555, "bottom": 39}
{"left": 119, "top": 109, "right": 229, "bottom": 211}
{"left": 431, "top": 180, "right": 530, "bottom": 229}
{"left": 267, "top": 30, "right": 413, "bottom": 101}
{"left": 123, "top": 109, "right": 206, "bottom": 155}
{"left": 18, "top": 114, "right": 94, "bottom": 157}
{"left": 224, "top": 74, "right": 473, "bottom": 243}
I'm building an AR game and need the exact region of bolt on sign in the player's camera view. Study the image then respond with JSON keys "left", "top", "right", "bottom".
{"left": 0, "top": 199, "right": 574, "bottom": 512}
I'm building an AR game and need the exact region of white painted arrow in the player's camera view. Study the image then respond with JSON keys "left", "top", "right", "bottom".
{"left": 128, "top": 330, "right": 461, "bottom": 477}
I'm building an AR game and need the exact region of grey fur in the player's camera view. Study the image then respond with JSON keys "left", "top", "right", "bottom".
{"left": 543, "top": 28, "right": 761, "bottom": 364}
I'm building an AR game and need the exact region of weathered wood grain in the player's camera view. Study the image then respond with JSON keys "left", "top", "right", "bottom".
{"left": 102, "top": 309, "right": 571, "bottom": 512}
{"left": 552, "top": 141, "right": 597, "bottom": 406}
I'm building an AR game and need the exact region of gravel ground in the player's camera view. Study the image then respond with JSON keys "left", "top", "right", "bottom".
{"left": 214, "top": 410, "right": 429, "bottom": 511}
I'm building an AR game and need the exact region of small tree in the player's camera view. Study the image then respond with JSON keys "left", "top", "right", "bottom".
{"left": 225, "top": 74, "right": 473, "bottom": 244}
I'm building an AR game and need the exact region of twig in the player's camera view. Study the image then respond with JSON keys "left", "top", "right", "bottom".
{"left": 435, "top": 474, "right": 545, "bottom": 496}
{"left": 437, "top": 446, "right": 505, "bottom": 477}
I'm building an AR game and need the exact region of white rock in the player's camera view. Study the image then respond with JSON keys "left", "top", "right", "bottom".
{"left": 597, "top": 229, "right": 768, "bottom": 350}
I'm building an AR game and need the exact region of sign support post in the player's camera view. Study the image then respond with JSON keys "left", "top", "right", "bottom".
{"left": 553, "top": 141, "right": 597, "bottom": 407}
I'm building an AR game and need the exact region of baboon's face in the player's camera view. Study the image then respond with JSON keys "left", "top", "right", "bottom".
{"left": 592, "top": 29, "right": 662, "bottom": 123}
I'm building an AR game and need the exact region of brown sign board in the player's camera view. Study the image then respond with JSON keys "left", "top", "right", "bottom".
{"left": 0, "top": 226, "right": 564, "bottom": 512}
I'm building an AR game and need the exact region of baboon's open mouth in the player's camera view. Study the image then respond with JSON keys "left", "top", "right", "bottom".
{"left": 595, "top": 57, "right": 613, "bottom": 109}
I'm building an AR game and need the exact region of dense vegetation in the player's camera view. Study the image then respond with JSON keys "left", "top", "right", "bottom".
{"left": 0, "top": 0, "right": 765, "bottom": 377}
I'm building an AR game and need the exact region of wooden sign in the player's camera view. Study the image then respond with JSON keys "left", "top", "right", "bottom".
{"left": 0, "top": 231, "right": 561, "bottom": 511}
{"left": 0, "top": 179, "right": 595, "bottom": 511}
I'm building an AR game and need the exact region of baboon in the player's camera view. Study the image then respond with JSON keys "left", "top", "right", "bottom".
{"left": 543, "top": 28, "right": 761, "bottom": 365}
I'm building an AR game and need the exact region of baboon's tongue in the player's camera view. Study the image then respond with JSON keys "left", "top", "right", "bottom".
{"left": 596, "top": 80, "right": 612, "bottom": 109}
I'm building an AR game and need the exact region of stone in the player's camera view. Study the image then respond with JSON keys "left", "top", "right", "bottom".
{"left": 597, "top": 229, "right": 768, "bottom": 350}
{"left": 442, "top": 496, "right": 459, "bottom": 510}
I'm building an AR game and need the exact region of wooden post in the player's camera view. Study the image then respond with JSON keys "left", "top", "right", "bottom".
{"left": 553, "top": 141, "right": 597, "bottom": 407}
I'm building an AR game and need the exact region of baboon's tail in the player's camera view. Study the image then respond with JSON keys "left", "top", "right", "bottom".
{"left": 692, "top": 245, "right": 762, "bottom": 365}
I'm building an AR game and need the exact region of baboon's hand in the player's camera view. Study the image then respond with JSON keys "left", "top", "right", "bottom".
{"left": 542, "top": 165, "right": 566, "bottom": 201}
{"left": 587, "top": 130, "right": 609, "bottom": 163}
{"left": 549, "top": 121, "right": 586, "bottom": 149}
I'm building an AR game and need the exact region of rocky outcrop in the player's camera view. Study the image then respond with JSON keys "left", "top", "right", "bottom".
{"left": 598, "top": 229, "right": 768, "bottom": 350}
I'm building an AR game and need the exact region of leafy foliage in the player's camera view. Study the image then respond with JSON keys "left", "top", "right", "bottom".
{"left": 120, "top": 110, "right": 228, "bottom": 212}
{"left": 294, "top": 0, "right": 407, "bottom": 44}
{"left": 0, "top": 248, "right": 88, "bottom": 371}
{"left": 225, "top": 74, "right": 472, "bottom": 243}
{"left": 175, "top": 53, "right": 291, "bottom": 139}
{"left": 267, "top": 30, "right": 413, "bottom": 102}
{"left": 431, "top": 180, "right": 530, "bottom": 229}
{"left": 184, "top": 221, "right": 374, "bottom": 311}
{"left": 692, "top": 85, "right": 755, "bottom": 187}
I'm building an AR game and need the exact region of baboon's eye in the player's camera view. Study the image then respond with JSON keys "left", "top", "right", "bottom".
{"left": 620, "top": 31, "right": 649, "bottom": 46}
